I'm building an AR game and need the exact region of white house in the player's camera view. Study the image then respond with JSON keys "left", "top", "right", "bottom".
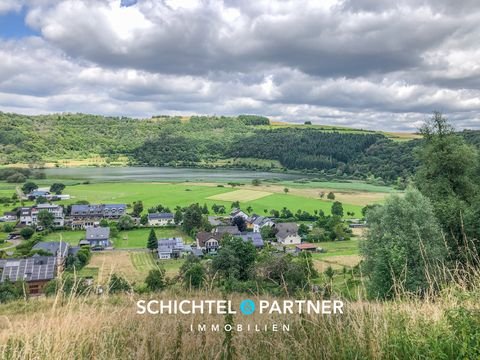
{"left": 148, "top": 213, "right": 174, "bottom": 226}
{"left": 275, "top": 223, "right": 301, "bottom": 245}
{"left": 230, "top": 208, "right": 248, "bottom": 221}
{"left": 31, "top": 204, "right": 65, "bottom": 227}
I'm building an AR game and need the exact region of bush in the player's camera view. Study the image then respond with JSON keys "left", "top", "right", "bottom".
{"left": 20, "top": 227, "right": 35, "bottom": 240}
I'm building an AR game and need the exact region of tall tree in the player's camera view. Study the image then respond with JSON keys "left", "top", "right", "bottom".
{"left": 361, "top": 188, "right": 446, "bottom": 299}
{"left": 147, "top": 228, "right": 158, "bottom": 252}
{"left": 416, "top": 112, "right": 479, "bottom": 263}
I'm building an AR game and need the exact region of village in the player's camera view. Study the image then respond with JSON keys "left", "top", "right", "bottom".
{"left": 0, "top": 183, "right": 364, "bottom": 296}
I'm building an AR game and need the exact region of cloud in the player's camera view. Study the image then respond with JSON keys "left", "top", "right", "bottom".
{"left": 0, "top": 0, "right": 478, "bottom": 130}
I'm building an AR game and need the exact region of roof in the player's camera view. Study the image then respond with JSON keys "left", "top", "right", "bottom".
{"left": 85, "top": 227, "right": 110, "bottom": 240}
{"left": 215, "top": 226, "right": 241, "bottom": 235}
{"left": 158, "top": 237, "right": 184, "bottom": 250}
{"left": 29, "top": 190, "right": 50, "bottom": 197}
{"left": 71, "top": 204, "right": 126, "bottom": 216}
{"left": 148, "top": 212, "right": 174, "bottom": 220}
{"left": 208, "top": 216, "right": 224, "bottom": 226}
{"left": 230, "top": 208, "right": 246, "bottom": 217}
{"left": 32, "top": 241, "right": 69, "bottom": 257}
{"left": 275, "top": 223, "right": 299, "bottom": 240}
{"left": 35, "top": 203, "right": 61, "bottom": 209}
{"left": 0, "top": 256, "right": 56, "bottom": 282}
{"left": 295, "top": 243, "right": 317, "bottom": 250}
{"left": 238, "top": 233, "right": 264, "bottom": 248}
{"left": 158, "top": 246, "right": 172, "bottom": 254}
{"left": 196, "top": 232, "right": 222, "bottom": 247}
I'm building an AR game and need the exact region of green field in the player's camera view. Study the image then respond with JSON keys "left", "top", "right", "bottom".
{"left": 130, "top": 252, "right": 184, "bottom": 277}
{"left": 113, "top": 228, "right": 193, "bottom": 249}
{"left": 43, "top": 231, "right": 85, "bottom": 245}
{"left": 58, "top": 182, "right": 364, "bottom": 218}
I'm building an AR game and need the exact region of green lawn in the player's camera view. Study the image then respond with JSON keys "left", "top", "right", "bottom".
{"left": 42, "top": 231, "right": 85, "bottom": 245}
{"left": 277, "top": 180, "right": 395, "bottom": 193}
{"left": 113, "top": 228, "right": 193, "bottom": 249}
{"left": 312, "top": 238, "right": 360, "bottom": 259}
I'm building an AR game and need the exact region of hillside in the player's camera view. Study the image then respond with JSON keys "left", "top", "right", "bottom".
{"left": 2, "top": 112, "right": 477, "bottom": 185}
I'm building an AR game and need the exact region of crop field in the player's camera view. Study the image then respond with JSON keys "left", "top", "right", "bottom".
{"left": 130, "top": 252, "right": 184, "bottom": 278}
{"left": 43, "top": 231, "right": 85, "bottom": 245}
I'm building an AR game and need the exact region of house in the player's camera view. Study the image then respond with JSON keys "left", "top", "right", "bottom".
{"left": 157, "top": 237, "right": 185, "bottom": 259}
{"left": 196, "top": 231, "right": 222, "bottom": 253}
{"left": 0, "top": 256, "right": 57, "bottom": 295}
{"left": 19, "top": 207, "right": 33, "bottom": 226}
{"left": 32, "top": 241, "right": 69, "bottom": 262}
{"left": 275, "top": 223, "right": 301, "bottom": 245}
{"left": 70, "top": 204, "right": 126, "bottom": 229}
{"left": 80, "top": 227, "right": 111, "bottom": 249}
{"left": 230, "top": 208, "right": 248, "bottom": 221}
{"left": 237, "top": 233, "right": 264, "bottom": 248}
{"left": 248, "top": 215, "right": 275, "bottom": 233}
{"left": 1, "top": 212, "right": 17, "bottom": 222}
{"left": 28, "top": 190, "right": 51, "bottom": 200}
{"left": 214, "top": 226, "right": 241, "bottom": 236}
{"left": 19, "top": 204, "right": 64, "bottom": 228}
{"left": 148, "top": 213, "right": 174, "bottom": 227}
{"left": 184, "top": 245, "right": 204, "bottom": 258}
{"left": 208, "top": 216, "right": 226, "bottom": 227}
{"left": 295, "top": 243, "right": 317, "bottom": 252}
{"left": 31, "top": 204, "right": 65, "bottom": 228}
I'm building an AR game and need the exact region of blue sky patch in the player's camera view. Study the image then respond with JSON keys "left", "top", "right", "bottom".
{"left": 0, "top": 9, "right": 38, "bottom": 39}
{"left": 121, "top": 0, "right": 138, "bottom": 7}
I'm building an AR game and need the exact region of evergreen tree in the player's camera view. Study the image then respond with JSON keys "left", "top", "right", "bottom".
{"left": 147, "top": 228, "right": 158, "bottom": 252}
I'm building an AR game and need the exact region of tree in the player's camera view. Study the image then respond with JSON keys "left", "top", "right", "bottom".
{"left": 331, "top": 201, "right": 344, "bottom": 217}
{"left": 231, "top": 201, "right": 240, "bottom": 209}
{"left": 416, "top": 112, "right": 479, "bottom": 264}
{"left": 140, "top": 214, "right": 148, "bottom": 226}
{"left": 147, "top": 228, "right": 158, "bottom": 252}
{"left": 36, "top": 196, "right": 48, "bottom": 204}
{"left": 180, "top": 255, "right": 205, "bottom": 289}
{"left": 252, "top": 179, "right": 261, "bottom": 186}
{"left": 99, "top": 219, "right": 109, "bottom": 227}
{"left": 117, "top": 215, "right": 135, "bottom": 230}
{"left": 22, "top": 182, "right": 38, "bottom": 194}
{"left": 283, "top": 187, "right": 289, "bottom": 194}
{"left": 0, "top": 279, "right": 25, "bottom": 303}
{"left": 327, "top": 192, "right": 335, "bottom": 200}
{"left": 182, "top": 204, "right": 204, "bottom": 233}
{"left": 38, "top": 210, "right": 54, "bottom": 229}
{"left": 212, "top": 236, "right": 256, "bottom": 281}
{"left": 108, "top": 274, "right": 131, "bottom": 293}
{"left": 361, "top": 188, "right": 446, "bottom": 299}
{"left": 50, "top": 183, "right": 66, "bottom": 195}
{"left": 132, "top": 201, "right": 144, "bottom": 217}
{"left": 202, "top": 203, "right": 209, "bottom": 215}
{"left": 174, "top": 209, "right": 183, "bottom": 225}
{"left": 246, "top": 206, "right": 253, "bottom": 213}
{"left": 232, "top": 216, "right": 247, "bottom": 232}
{"left": 20, "top": 227, "right": 34, "bottom": 239}
{"left": 145, "top": 268, "right": 166, "bottom": 291}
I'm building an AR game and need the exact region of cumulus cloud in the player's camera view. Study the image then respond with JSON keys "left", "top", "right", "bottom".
{"left": 0, "top": 0, "right": 479, "bottom": 130}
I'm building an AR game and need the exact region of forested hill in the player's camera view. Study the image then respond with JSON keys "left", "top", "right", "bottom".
{"left": 1, "top": 112, "right": 479, "bottom": 185}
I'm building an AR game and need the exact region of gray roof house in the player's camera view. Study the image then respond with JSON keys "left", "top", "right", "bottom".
{"left": 32, "top": 241, "right": 69, "bottom": 259}
{"left": 148, "top": 213, "right": 174, "bottom": 226}
{"left": 81, "top": 227, "right": 111, "bottom": 249}
{"left": 157, "top": 237, "right": 185, "bottom": 259}
{"left": 275, "top": 223, "right": 302, "bottom": 245}
{"left": 215, "top": 226, "right": 242, "bottom": 236}
{"left": 238, "top": 233, "right": 264, "bottom": 248}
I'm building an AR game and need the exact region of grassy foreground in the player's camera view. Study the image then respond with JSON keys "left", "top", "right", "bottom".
{"left": 0, "top": 286, "right": 479, "bottom": 359}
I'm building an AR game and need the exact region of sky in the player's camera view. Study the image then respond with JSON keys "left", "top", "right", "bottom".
{"left": 0, "top": 0, "right": 479, "bottom": 131}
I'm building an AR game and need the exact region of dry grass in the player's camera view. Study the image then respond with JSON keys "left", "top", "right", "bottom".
{"left": 0, "top": 287, "right": 478, "bottom": 359}
{"left": 85, "top": 251, "right": 145, "bottom": 283}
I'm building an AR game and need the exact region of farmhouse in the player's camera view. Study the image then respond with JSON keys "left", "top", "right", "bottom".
{"left": 196, "top": 232, "right": 222, "bottom": 253}
{"left": 157, "top": 237, "right": 185, "bottom": 259}
{"left": 28, "top": 190, "right": 51, "bottom": 200}
{"left": 248, "top": 215, "right": 275, "bottom": 233}
{"left": 230, "top": 208, "right": 248, "bottom": 221}
{"left": 148, "top": 213, "right": 174, "bottom": 227}
{"left": 295, "top": 243, "right": 317, "bottom": 252}
{"left": 0, "top": 256, "right": 57, "bottom": 295}
{"left": 275, "top": 223, "right": 301, "bottom": 245}
{"left": 80, "top": 227, "right": 111, "bottom": 249}
{"left": 70, "top": 204, "right": 126, "bottom": 229}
